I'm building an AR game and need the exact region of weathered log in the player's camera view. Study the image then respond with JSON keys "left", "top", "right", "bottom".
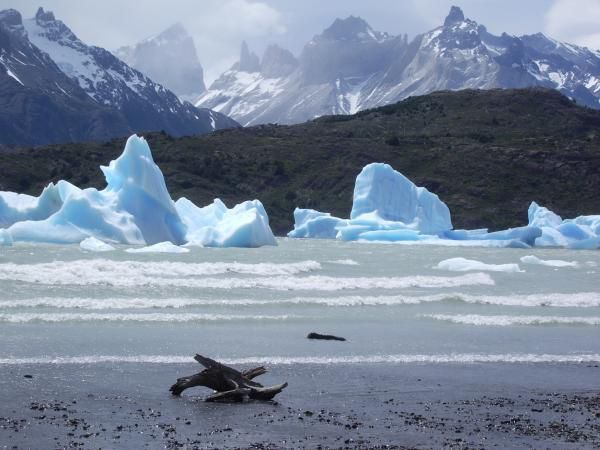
{"left": 307, "top": 332, "right": 346, "bottom": 341}
{"left": 169, "top": 354, "right": 287, "bottom": 402}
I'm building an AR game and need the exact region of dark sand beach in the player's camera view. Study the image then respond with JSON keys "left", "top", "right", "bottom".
{"left": 1, "top": 362, "right": 599, "bottom": 449}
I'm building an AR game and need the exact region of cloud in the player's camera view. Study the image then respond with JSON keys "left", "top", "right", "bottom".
{"left": 544, "top": 0, "right": 600, "bottom": 50}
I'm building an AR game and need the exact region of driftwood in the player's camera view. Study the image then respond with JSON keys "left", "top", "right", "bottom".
{"left": 307, "top": 332, "right": 346, "bottom": 341}
{"left": 169, "top": 354, "right": 287, "bottom": 402}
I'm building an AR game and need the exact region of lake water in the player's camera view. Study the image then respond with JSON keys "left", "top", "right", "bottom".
{"left": 1, "top": 238, "right": 599, "bottom": 365}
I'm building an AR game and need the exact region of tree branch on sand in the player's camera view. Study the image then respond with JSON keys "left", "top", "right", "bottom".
{"left": 169, "top": 354, "right": 288, "bottom": 402}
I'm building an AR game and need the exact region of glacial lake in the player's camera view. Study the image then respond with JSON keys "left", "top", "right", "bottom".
{"left": 0, "top": 238, "right": 599, "bottom": 365}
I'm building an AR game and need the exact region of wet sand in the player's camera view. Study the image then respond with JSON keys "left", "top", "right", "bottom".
{"left": 1, "top": 362, "right": 599, "bottom": 449}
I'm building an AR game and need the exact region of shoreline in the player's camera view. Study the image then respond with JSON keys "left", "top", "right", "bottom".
{"left": 1, "top": 362, "right": 598, "bottom": 449}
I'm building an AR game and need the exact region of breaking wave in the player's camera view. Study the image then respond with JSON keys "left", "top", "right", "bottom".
{"left": 0, "top": 313, "right": 294, "bottom": 323}
{"left": 2, "top": 292, "right": 599, "bottom": 310}
{"left": 1, "top": 353, "right": 599, "bottom": 365}
{"left": 423, "top": 314, "right": 600, "bottom": 326}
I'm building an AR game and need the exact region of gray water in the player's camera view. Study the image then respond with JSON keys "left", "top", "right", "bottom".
{"left": 1, "top": 238, "right": 599, "bottom": 365}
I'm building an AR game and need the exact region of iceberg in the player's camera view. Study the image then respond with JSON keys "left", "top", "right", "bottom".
{"left": 287, "top": 209, "right": 347, "bottom": 239}
{"left": 528, "top": 202, "right": 600, "bottom": 249}
{"left": 80, "top": 237, "right": 115, "bottom": 252}
{"left": 288, "top": 163, "right": 539, "bottom": 248}
{"left": 435, "top": 257, "right": 523, "bottom": 273}
{"left": 125, "top": 242, "right": 190, "bottom": 254}
{"left": 0, "top": 135, "right": 276, "bottom": 248}
{"left": 175, "top": 198, "right": 277, "bottom": 248}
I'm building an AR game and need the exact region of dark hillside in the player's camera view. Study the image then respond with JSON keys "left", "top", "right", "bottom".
{"left": 1, "top": 88, "right": 599, "bottom": 235}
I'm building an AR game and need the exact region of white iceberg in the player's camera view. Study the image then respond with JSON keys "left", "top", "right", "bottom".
{"left": 125, "top": 241, "right": 190, "bottom": 254}
{"left": 435, "top": 257, "right": 523, "bottom": 273}
{"left": 520, "top": 255, "right": 579, "bottom": 268}
{"left": 80, "top": 237, "right": 115, "bottom": 252}
{"left": 0, "top": 135, "right": 276, "bottom": 248}
{"left": 288, "top": 163, "right": 540, "bottom": 248}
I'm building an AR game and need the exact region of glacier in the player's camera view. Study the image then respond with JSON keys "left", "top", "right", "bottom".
{"left": 288, "top": 162, "right": 599, "bottom": 249}
{"left": 0, "top": 135, "right": 276, "bottom": 248}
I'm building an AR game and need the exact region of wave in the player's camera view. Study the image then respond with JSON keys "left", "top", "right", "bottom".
{"left": 0, "top": 313, "right": 294, "bottom": 323}
{"left": 423, "top": 314, "right": 600, "bottom": 326}
{"left": 0, "top": 259, "right": 322, "bottom": 283}
{"left": 2, "top": 292, "right": 599, "bottom": 310}
{"left": 1, "top": 353, "right": 599, "bottom": 365}
{"left": 0, "top": 265, "right": 494, "bottom": 290}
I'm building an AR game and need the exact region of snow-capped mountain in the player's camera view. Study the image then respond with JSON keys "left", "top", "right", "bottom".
{"left": 0, "top": 7, "right": 237, "bottom": 146}
{"left": 0, "top": 9, "right": 131, "bottom": 146}
{"left": 115, "top": 23, "right": 206, "bottom": 102}
{"left": 196, "top": 6, "right": 600, "bottom": 126}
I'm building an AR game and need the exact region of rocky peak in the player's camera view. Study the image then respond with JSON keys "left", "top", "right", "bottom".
{"left": 320, "top": 16, "right": 387, "bottom": 42}
{"left": 444, "top": 6, "right": 465, "bottom": 27}
{"left": 238, "top": 41, "right": 260, "bottom": 72}
{"left": 0, "top": 9, "right": 23, "bottom": 27}
{"left": 260, "top": 44, "right": 298, "bottom": 78}
{"left": 35, "top": 7, "right": 55, "bottom": 22}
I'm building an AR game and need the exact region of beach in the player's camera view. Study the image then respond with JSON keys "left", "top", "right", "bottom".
{"left": 1, "top": 362, "right": 599, "bottom": 448}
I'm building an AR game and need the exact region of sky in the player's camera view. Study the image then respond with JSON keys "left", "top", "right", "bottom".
{"left": 2, "top": 0, "right": 600, "bottom": 84}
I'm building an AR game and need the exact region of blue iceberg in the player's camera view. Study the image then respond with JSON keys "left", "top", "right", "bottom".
{"left": 0, "top": 135, "right": 276, "bottom": 248}
{"left": 287, "top": 162, "right": 551, "bottom": 248}
{"left": 528, "top": 202, "right": 600, "bottom": 249}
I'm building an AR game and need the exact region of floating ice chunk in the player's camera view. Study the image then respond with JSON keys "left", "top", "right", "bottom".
{"left": 125, "top": 242, "right": 190, "bottom": 254}
{"left": 80, "top": 237, "right": 115, "bottom": 252}
{"left": 436, "top": 257, "right": 522, "bottom": 273}
{"left": 287, "top": 208, "right": 347, "bottom": 239}
{"left": 176, "top": 198, "right": 276, "bottom": 248}
{"left": 520, "top": 255, "right": 579, "bottom": 268}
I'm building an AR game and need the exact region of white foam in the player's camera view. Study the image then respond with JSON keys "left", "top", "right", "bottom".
{"left": 1, "top": 353, "right": 599, "bottom": 365}
{"left": 520, "top": 255, "right": 579, "bottom": 268}
{"left": 0, "top": 313, "right": 293, "bottom": 323}
{"left": 2, "top": 291, "right": 599, "bottom": 310}
{"left": 436, "top": 257, "right": 522, "bottom": 273}
{"left": 424, "top": 314, "right": 600, "bottom": 326}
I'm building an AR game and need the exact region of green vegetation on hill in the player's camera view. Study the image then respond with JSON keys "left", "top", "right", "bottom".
{"left": 1, "top": 88, "right": 599, "bottom": 235}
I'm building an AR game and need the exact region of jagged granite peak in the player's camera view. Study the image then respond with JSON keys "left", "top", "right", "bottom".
{"left": 20, "top": 8, "right": 237, "bottom": 138}
{"left": 260, "top": 44, "right": 298, "bottom": 78}
{"left": 114, "top": 22, "right": 206, "bottom": 100}
{"left": 196, "top": 6, "right": 600, "bottom": 126}
{"left": 236, "top": 40, "right": 260, "bottom": 72}
{"left": 0, "top": 8, "right": 23, "bottom": 27}
{"left": 319, "top": 15, "right": 390, "bottom": 42}
{"left": 444, "top": 6, "right": 465, "bottom": 27}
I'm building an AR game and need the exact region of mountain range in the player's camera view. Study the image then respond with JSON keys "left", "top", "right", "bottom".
{"left": 195, "top": 6, "right": 600, "bottom": 126}
{"left": 0, "top": 7, "right": 237, "bottom": 146}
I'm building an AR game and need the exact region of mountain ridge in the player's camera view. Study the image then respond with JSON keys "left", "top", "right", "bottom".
{"left": 195, "top": 6, "right": 600, "bottom": 126}
{"left": 0, "top": 7, "right": 238, "bottom": 146}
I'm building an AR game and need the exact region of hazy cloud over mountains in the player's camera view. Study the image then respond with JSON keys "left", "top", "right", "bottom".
{"left": 1, "top": 0, "right": 597, "bottom": 83}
